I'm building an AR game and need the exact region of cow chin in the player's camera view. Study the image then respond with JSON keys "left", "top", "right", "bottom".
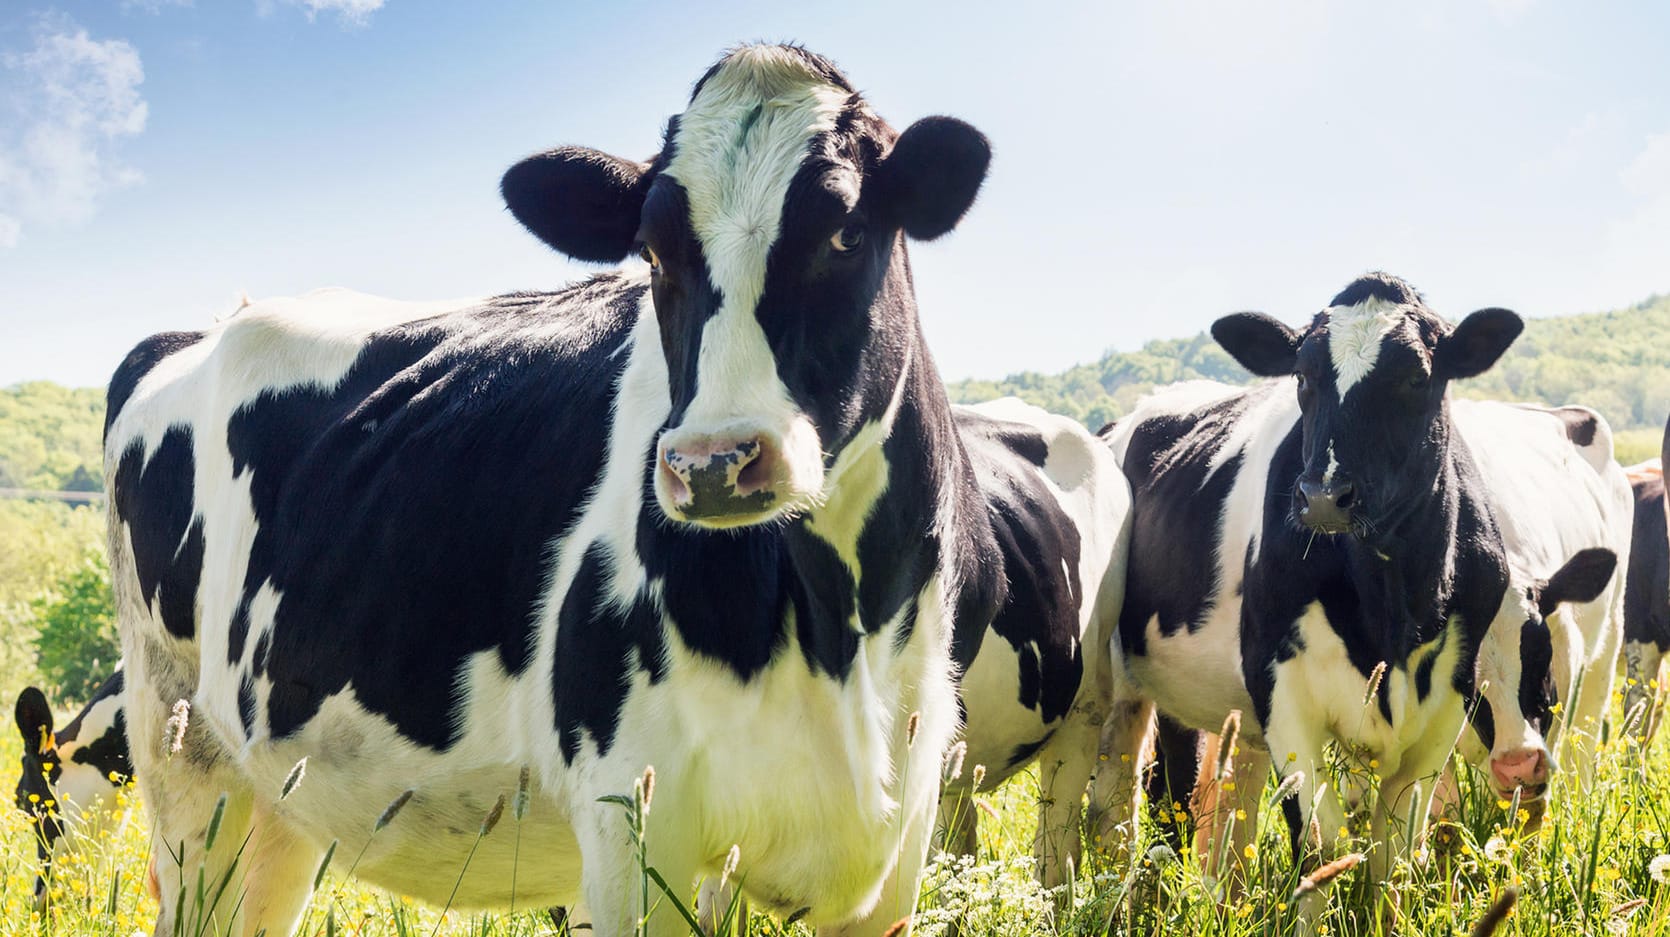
{"left": 654, "top": 417, "right": 825, "bottom": 530}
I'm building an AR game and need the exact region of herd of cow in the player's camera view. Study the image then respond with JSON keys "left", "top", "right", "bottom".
{"left": 12, "top": 43, "right": 1670, "bottom": 937}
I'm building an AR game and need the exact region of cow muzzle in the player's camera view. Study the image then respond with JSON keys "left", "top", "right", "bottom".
{"left": 1489, "top": 745, "right": 1550, "bottom": 803}
{"left": 1294, "top": 476, "right": 1357, "bottom": 534}
{"left": 656, "top": 427, "right": 790, "bottom": 528}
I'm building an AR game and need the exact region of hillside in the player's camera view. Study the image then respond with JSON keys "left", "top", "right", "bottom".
{"left": 1, "top": 292, "right": 1667, "bottom": 497}
{"left": 949, "top": 292, "right": 1670, "bottom": 437}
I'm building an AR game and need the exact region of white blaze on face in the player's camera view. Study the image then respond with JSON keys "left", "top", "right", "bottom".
{"left": 661, "top": 47, "right": 850, "bottom": 503}
{"left": 1327, "top": 296, "right": 1406, "bottom": 396}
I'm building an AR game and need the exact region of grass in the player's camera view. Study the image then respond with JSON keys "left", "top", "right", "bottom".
{"left": 1611, "top": 429, "right": 1663, "bottom": 467}
{"left": 6, "top": 691, "right": 1670, "bottom": 936}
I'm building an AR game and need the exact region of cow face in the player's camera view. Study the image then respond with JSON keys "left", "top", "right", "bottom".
{"left": 1472, "top": 548, "right": 1617, "bottom": 802}
{"left": 1213, "top": 273, "right": 1522, "bottom": 539}
{"left": 501, "top": 45, "right": 990, "bottom": 528}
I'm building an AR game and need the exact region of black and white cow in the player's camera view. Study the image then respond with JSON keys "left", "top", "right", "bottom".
{"left": 13, "top": 671, "right": 134, "bottom": 903}
{"left": 1096, "top": 273, "right": 1617, "bottom": 908}
{"left": 108, "top": 45, "right": 1126, "bottom": 937}
{"left": 1449, "top": 402, "right": 1632, "bottom": 794}
{"left": 1623, "top": 455, "right": 1668, "bottom": 738}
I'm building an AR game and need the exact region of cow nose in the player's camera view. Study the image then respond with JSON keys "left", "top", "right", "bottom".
{"left": 1489, "top": 747, "right": 1549, "bottom": 798}
{"left": 657, "top": 432, "right": 782, "bottom": 521}
{"left": 1295, "top": 477, "right": 1356, "bottom": 532}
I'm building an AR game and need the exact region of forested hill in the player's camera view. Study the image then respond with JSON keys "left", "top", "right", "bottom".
{"left": 949, "top": 292, "right": 1670, "bottom": 436}
{"left": 3, "top": 292, "right": 1668, "bottom": 493}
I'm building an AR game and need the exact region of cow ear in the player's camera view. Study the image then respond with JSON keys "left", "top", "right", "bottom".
{"left": 15, "top": 688, "right": 52, "bottom": 751}
{"left": 1212, "top": 312, "right": 1301, "bottom": 377}
{"left": 501, "top": 147, "right": 653, "bottom": 263}
{"left": 874, "top": 117, "right": 991, "bottom": 241}
{"left": 1436, "top": 307, "right": 1522, "bottom": 380}
{"left": 1536, "top": 547, "right": 1617, "bottom": 617}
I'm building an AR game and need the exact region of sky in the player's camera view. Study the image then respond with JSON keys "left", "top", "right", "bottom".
{"left": 1, "top": 0, "right": 1668, "bottom": 389}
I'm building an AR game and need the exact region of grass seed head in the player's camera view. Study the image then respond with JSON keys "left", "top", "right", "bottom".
{"left": 906, "top": 711, "right": 921, "bottom": 748}
{"left": 480, "top": 794, "right": 506, "bottom": 837}
{"left": 279, "top": 758, "right": 308, "bottom": 801}
{"left": 944, "top": 740, "right": 967, "bottom": 782}
{"left": 514, "top": 766, "right": 532, "bottom": 821}
{"left": 1292, "top": 852, "right": 1364, "bottom": 900}
{"left": 375, "top": 789, "right": 415, "bottom": 832}
{"left": 721, "top": 843, "right": 741, "bottom": 890}
{"left": 1469, "top": 886, "right": 1519, "bottom": 937}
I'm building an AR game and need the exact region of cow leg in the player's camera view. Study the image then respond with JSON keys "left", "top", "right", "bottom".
{"left": 123, "top": 646, "right": 258, "bottom": 937}
{"left": 937, "top": 781, "right": 979, "bottom": 858}
{"left": 1085, "top": 697, "right": 1155, "bottom": 859}
{"left": 1262, "top": 722, "right": 1342, "bottom": 936}
{"left": 575, "top": 781, "right": 703, "bottom": 937}
{"left": 1623, "top": 641, "right": 1665, "bottom": 740}
{"left": 820, "top": 797, "right": 937, "bottom": 937}
{"left": 1033, "top": 700, "right": 1105, "bottom": 888}
{"left": 235, "top": 805, "right": 324, "bottom": 937}
{"left": 1202, "top": 745, "right": 1270, "bottom": 897}
{"left": 1567, "top": 613, "right": 1623, "bottom": 789}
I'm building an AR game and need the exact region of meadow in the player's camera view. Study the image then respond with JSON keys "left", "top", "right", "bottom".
{"left": 5, "top": 692, "right": 1670, "bottom": 936}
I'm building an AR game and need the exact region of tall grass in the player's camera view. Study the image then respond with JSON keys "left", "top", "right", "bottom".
{"left": 5, "top": 694, "right": 1669, "bottom": 936}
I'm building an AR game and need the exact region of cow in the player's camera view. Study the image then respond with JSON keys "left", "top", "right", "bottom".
{"left": 1094, "top": 273, "right": 1616, "bottom": 923}
{"left": 1449, "top": 402, "right": 1633, "bottom": 795}
{"left": 108, "top": 44, "right": 1126, "bottom": 937}
{"left": 13, "top": 671, "right": 135, "bottom": 904}
{"left": 1623, "top": 456, "right": 1668, "bottom": 739}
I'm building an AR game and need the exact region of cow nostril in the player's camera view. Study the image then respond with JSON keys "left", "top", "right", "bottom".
{"left": 1333, "top": 483, "right": 1356, "bottom": 511}
{"left": 734, "top": 442, "right": 773, "bottom": 495}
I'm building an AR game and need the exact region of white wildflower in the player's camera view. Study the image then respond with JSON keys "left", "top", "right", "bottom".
{"left": 166, "top": 699, "right": 191, "bottom": 754}
{"left": 1146, "top": 843, "right": 1178, "bottom": 867}
{"left": 1483, "top": 835, "right": 1511, "bottom": 864}
{"left": 1650, "top": 853, "right": 1670, "bottom": 884}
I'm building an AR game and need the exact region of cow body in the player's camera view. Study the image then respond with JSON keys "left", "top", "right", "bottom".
{"left": 14, "top": 672, "right": 134, "bottom": 902}
{"left": 110, "top": 45, "right": 1102, "bottom": 937}
{"left": 1623, "top": 457, "right": 1668, "bottom": 737}
{"left": 941, "top": 399, "right": 1129, "bottom": 880}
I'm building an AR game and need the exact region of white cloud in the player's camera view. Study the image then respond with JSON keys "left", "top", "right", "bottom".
{"left": 121, "top": 0, "right": 193, "bottom": 12}
{"left": 0, "top": 15, "right": 147, "bottom": 247}
{"left": 284, "top": 0, "right": 387, "bottom": 27}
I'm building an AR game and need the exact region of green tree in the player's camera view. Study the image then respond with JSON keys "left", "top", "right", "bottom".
{"left": 30, "top": 550, "right": 119, "bottom": 704}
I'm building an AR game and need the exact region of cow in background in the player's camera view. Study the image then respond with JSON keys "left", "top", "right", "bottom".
{"left": 1097, "top": 273, "right": 1615, "bottom": 924}
{"left": 13, "top": 671, "right": 134, "bottom": 905}
{"left": 1623, "top": 456, "right": 1668, "bottom": 739}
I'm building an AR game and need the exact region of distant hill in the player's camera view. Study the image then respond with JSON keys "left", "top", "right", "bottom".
{"left": 3, "top": 292, "right": 1667, "bottom": 493}
{"left": 0, "top": 382, "right": 105, "bottom": 492}
{"left": 948, "top": 292, "right": 1670, "bottom": 438}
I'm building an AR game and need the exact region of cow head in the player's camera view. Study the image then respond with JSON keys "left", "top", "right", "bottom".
{"left": 14, "top": 687, "right": 61, "bottom": 898}
{"left": 502, "top": 45, "right": 989, "bottom": 528}
{"left": 1213, "top": 273, "right": 1522, "bottom": 540}
{"left": 1471, "top": 547, "right": 1616, "bottom": 803}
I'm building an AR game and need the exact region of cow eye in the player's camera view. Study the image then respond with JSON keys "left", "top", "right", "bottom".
{"left": 1295, "top": 374, "right": 1309, "bottom": 392}
{"left": 1408, "top": 372, "right": 1429, "bottom": 390}
{"left": 638, "top": 244, "right": 660, "bottom": 270}
{"left": 830, "top": 224, "right": 865, "bottom": 253}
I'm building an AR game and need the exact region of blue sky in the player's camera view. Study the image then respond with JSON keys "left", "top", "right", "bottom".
{"left": 1, "top": 0, "right": 1667, "bottom": 388}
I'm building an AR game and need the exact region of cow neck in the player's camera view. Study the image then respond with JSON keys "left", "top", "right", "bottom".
{"left": 1345, "top": 420, "right": 1469, "bottom": 659}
